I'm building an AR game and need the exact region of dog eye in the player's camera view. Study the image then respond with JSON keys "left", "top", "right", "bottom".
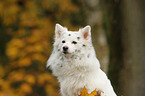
{"left": 62, "top": 40, "right": 65, "bottom": 43}
{"left": 72, "top": 41, "right": 77, "bottom": 44}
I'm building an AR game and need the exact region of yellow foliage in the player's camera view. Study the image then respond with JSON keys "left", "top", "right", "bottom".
{"left": 55, "top": 0, "right": 79, "bottom": 12}
{"left": 0, "top": 0, "right": 83, "bottom": 95}
{"left": 25, "top": 45, "right": 35, "bottom": 53}
{"left": 20, "top": 12, "right": 38, "bottom": 27}
{"left": 18, "top": 57, "right": 31, "bottom": 67}
{"left": 25, "top": 75, "right": 36, "bottom": 85}
{"left": 20, "top": 83, "right": 32, "bottom": 94}
{"left": 79, "top": 87, "right": 101, "bottom": 96}
{"left": 32, "top": 54, "right": 46, "bottom": 61}
{"left": 45, "top": 84, "right": 60, "bottom": 96}
{"left": 1, "top": 1, "right": 18, "bottom": 23}
{"left": 0, "top": 65, "right": 5, "bottom": 77}
{"left": 6, "top": 38, "right": 25, "bottom": 59}
{"left": 26, "top": 36, "right": 39, "bottom": 44}
{"left": 37, "top": 73, "right": 56, "bottom": 86}
{"left": 8, "top": 70, "right": 25, "bottom": 82}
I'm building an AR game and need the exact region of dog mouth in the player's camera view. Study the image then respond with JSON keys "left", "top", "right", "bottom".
{"left": 63, "top": 51, "right": 70, "bottom": 55}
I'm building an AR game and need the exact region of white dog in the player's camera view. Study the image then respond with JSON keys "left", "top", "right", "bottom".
{"left": 46, "top": 24, "right": 117, "bottom": 96}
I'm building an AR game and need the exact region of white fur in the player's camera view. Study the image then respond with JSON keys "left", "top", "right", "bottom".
{"left": 47, "top": 24, "right": 117, "bottom": 96}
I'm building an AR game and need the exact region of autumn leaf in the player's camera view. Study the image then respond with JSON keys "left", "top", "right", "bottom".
{"left": 79, "top": 87, "right": 89, "bottom": 96}
{"left": 79, "top": 86, "right": 101, "bottom": 96}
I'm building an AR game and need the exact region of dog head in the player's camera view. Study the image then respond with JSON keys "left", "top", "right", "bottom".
{"left": 54, "top": 24, "right": 92, "bottom": 56}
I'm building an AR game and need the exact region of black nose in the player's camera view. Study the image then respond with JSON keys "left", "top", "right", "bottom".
{"left": 63, "top": 46, "right": 68, "bottom": 51}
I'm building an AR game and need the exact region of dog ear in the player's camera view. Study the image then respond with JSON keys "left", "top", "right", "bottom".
{"left": 81, "top": 25, "right": 91, "bottom": 40}
{"left": 55, "top": 24, "right": 65, "bottom": 38}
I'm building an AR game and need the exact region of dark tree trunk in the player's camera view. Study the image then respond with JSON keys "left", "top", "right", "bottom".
{"left": 101, "top": 0, "right": 123, "bottom": 95}
{"left": 120, "top": 0, "right": 145, "bottom": 96}
{"left": 102, "top": 0, "right": 145, "bottom": 96}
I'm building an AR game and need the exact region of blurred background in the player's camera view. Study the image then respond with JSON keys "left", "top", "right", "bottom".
{"left": 0, "top": 0, "right": 145, "bottom": 96}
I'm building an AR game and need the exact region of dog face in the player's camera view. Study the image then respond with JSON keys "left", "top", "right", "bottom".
{"left": 54, "top": 24, "right": 92, "bottom": 56}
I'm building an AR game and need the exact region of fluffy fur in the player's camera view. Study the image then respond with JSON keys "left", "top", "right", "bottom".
{"left": 46, "top": 24, "right": 117, "bottom": 96}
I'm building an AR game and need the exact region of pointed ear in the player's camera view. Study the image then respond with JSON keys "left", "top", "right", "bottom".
{"left": 81, "top": 25, "right": 91, "bottom": 40}
{"left": 55, "top": 24, "right": 65, "bottom": 38}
